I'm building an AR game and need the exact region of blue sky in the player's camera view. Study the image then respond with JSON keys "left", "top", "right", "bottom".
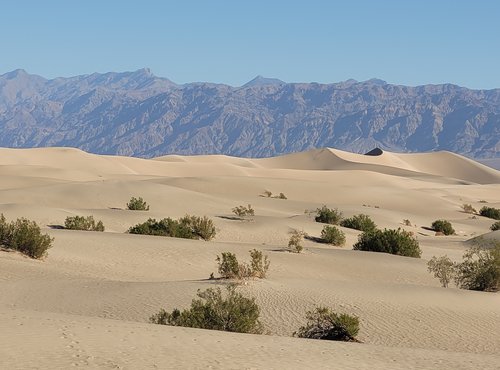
{"left": 1, "top": 0, "right": 499, "bottom": 88}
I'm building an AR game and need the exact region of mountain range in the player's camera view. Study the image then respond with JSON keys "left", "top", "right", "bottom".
{"left": 0, "top": 68, "right": 499, "bottom": 158}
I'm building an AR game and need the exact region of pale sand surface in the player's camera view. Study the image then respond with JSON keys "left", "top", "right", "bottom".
{"left": 0, "top": 147, "right": 499, "bottom": 369}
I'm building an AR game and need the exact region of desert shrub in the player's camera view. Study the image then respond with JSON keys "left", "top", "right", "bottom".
{"left": 126, "top": 197, "right": 150, "bottom": 211}
{"left": 288, "top": 230, "right": 304, "bottom": 253}
{"left": 454, "top": 244, "right": 500, "bottom": 292}
{"left": 262, "top": 190, "right": 273, "bottom": 197}
{"left": 232, "top": 204, "right": 255, "bottom": 217}
{"left": 353, "top": 228, "right": 421, "bottom": 258}
{"left": 295, "top": 307, "right": 359, "bottom": 342}
{"left": 216, "top": 250, "right": 270, "bottom": 280}
{"left": 321, "top": 225, "right": 346, "bottom": 246}
{"left": 249, "top": 249, "right": 270, "bottom": 278}
{"left": 431, "top": 220, "right": 455, "bottom": 236}
{"left": 403, "top": 219, "right": 412, "bottom": 226}
{"left": 150, "top": 286, "right": 262, "bottom": 334}
{"left": 0, "top": 214, "right": 53, "bottom": 259}
{"left": 491, "top": 221, "right": 500, "bottom": 231}
{"left": 427, "top": 255, "right": 455, "bottom": 288}
{"left": 179, "top": 215, "right": 216, "bottom": 241}
{"left": 128, "top": 215, "right": 216, "bottom": 241}
{"left": 275, "top": 192, "right": 287, "bottom": 199}
{"left": 340, "top": 214, "right": 377, "bottom": 233}
{"left": 461, "top": 204, "right": 477, "bottom": 214}
{"left": 216, "top": 252, "right": 240, "bottom": 279}
{"left": 315, "top": 206, "right": 343, "bottom": 225}
{"left": 64, "top": 215, "right": 105, "bottom": 232}
{"left": 479, "top": 206, "right": 500, "bottom": 220}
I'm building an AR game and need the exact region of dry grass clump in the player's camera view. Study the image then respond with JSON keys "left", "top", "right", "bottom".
{"left": 216, "top": 249, "right": 270, "bottom": 280}
{"left": 232, "top": 204, "right": 255, "bottom": 217}
{"left": 288, "top": 230, "right": 305, "bottom": 253}
{"left": 295, "top": 307, "right": 360, "bottom": 342}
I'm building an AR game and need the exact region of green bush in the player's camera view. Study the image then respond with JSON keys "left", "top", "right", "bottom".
{"left": 64, "top": 215, "right": 105, "bottom": 232}
{"left": 0, "top": 214, "right": 53, "bottom": 259}
{"left": 340, "top": 214, "right": 377, "bottom": 233}
{"left": 314, "top": 206, "right": 343, "bottom": 225}
{"left": 232, "top": 204, "right": 255, "bottom": 217}
{"left": 353, "top": 228, "right": 421, "bottom": 258}
{"left": 320, "top": 225, "right": 346, "bottom": 246}
{"left": 150, "top": 286, "right": 263, "bottom": 334}
{"left": 427, "top": 255, "right": 455, "bottom": 288}
{"left": 295, "top": 307, "right": 359, "bottom": 342}
{"left": 431, "top": 220, "right": 455, "bottom": 235}
{"left": 479, "top": 206, "right": 500, "bottom": 220}
{"left": 288, "top": 230, "right": 304, "bottom": 253}
{"left": 491, "top": 221, "right": 500, "bottom": 231}
{"left": 454, "top": 244, "right": 500, "bottom": 292}
{"left": 126, "top": 197, "right": 150, "bottom": 211}
{"left": 128, "top": 215, "right": 216, "bottom": 241}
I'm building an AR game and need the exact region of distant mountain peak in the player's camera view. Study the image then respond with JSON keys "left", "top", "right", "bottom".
{"left": 365, "top": 78, "right": 387, "bottom": 86}
{"left": 132, "top": 67, "right": 154, "bottom": 77}
{"left": 243, "top": 75, "right": 286, "bottom": 88}
{"left": 3, "top": 69, "right": 29, "bottom": 79}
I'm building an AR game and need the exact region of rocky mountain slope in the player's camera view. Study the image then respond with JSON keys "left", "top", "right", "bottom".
{"left": 0, "top": 69, "right": 499, "bottom": 158}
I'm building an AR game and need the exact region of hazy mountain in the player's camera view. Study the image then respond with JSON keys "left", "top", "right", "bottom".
{"left": 0, "top": 69, "right": 499, "bottom": 158}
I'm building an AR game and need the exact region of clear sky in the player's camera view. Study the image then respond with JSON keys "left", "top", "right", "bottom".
{"left": 1, "top": 0, "right": 499, "bottom": 88}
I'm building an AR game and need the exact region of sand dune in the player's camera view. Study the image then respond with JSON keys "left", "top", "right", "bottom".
{"left": 0, "top": 146, "right": 499, "bottom": 369}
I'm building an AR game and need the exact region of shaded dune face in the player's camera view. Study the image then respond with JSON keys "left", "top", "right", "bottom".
{"left": 0, "top": 146, "right": 499, "bottom": 370}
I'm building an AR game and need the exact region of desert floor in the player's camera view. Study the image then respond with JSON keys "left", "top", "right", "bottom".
{"left": 0, "top": 147, "right": 499, "bottom": 369}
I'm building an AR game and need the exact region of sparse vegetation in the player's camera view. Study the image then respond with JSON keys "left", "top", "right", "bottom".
{"left": 353, "top": 228, "right": 421, "bottom": 258}
{"left": 403, "top": 219, "right": 412, "bottom": 226}
{"left": 262, "top": 190, "right": 287, "bottom": 199}
{"left": 431, "top": 220, "right": 455, "bottom": 236}
{"left": 491, "top": 221, "right": 500, "bottom": 231}
{"left": 249, "top": 249, "right": 270, "bottom": 278}
{"left": 340, "top": 214, "right": 377, "bottom": 233}
{"left": 150, "top": 286, "right": 263, "bottom": 334}
{"left": 427, "top": 255, "right": 455, "bottom": 288}
{"left": 295, "top": 307, "right": 360, "bottom": 342}
{"left": 128, "top": 215, "right": 216, "bottom": 241}
{"left": 288, "top": 230, "right": 304, "bottom": 253}
{"left": 454, "top": 244, "right": 500, "bottom": 292}
{"left": 232, "top": 204, "right": 255, "bottom": 217}
{"left": 126, "top": 196, "right": 150, "bottom": 211}
{"left": 461, "top": 204, "right": 477, "bottom": 214}
{"left": 64, "top": 215, "right": 105, "bottom": 232}
{"left": 315, "top": 205, "right": 343, "bottom": 225}
{"left": 320, "top": 225, "right": 346, "bottom": 246}
{"left": 216, "top": 249, "right": 270, "bottom": 280}
{"left": 0, "top": 214, "right": 53, "bottom": 259}
{"left": 479, "top": 206, "right": 500, "bottom": 220}
{"left": 216, "top": 252, "right": 240, "bottom": 279}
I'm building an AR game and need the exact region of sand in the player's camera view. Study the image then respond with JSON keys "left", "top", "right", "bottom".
{"left": 0, "top": 147, "right": 499, "bottom": 369}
